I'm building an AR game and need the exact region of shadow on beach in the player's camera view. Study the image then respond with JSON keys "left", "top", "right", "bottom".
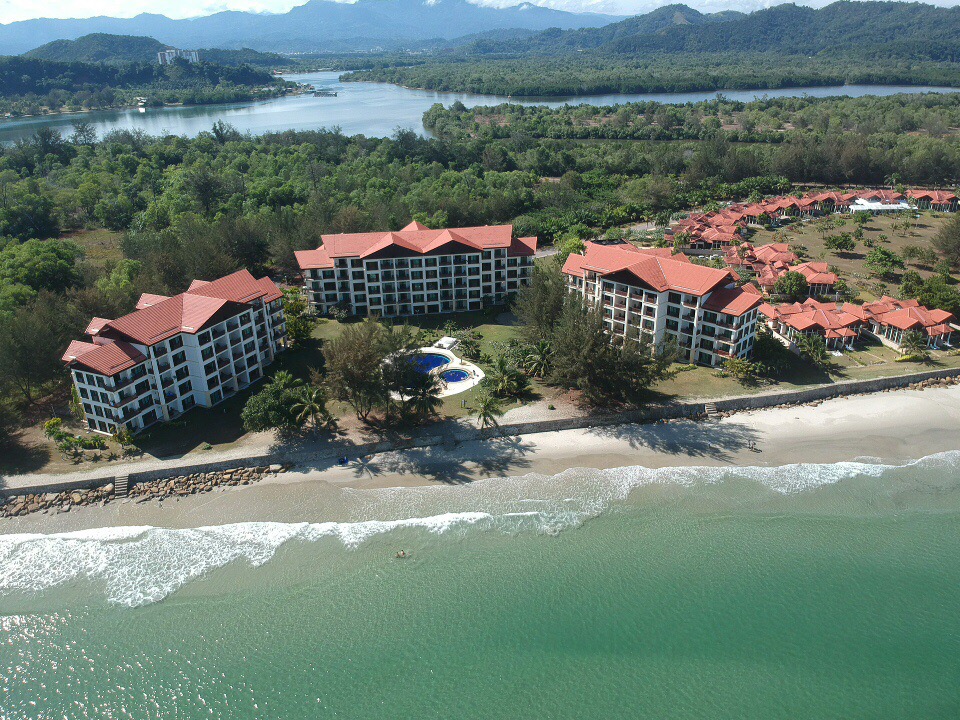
{"left": 587, "top": 419, "right": 761, "bottom": 462}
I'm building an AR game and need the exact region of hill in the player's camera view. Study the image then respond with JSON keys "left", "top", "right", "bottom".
{"left": 24, "top": 34, "right": 293, "bottom": 68}
{"left": 0, "top": 0, "right": 624, "bottom": 55}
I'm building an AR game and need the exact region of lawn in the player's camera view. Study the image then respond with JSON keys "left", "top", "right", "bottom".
{"left": 745, "top": 211, "right": 952, "bottom": 301}
{"left": 65, "top": 228, "right": 124, "bottom": 270}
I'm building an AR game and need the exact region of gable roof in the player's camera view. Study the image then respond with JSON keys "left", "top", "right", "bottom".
{"left": 62, "top": 340, "right": 146, "bottom": 376}
{"left": 701, "top": 283, "right": 763, "bottom": 317}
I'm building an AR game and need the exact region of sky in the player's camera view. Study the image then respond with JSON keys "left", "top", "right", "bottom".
{"left": 0, "top": 0, "right": 957, "bottom": 24}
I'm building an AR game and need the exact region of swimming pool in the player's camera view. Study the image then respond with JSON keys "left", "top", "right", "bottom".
{"left": 441, "top": 368, "right": 470, "bottom": 383}
{"left": 411, "top": 352, "right": 451, "bottom": 373}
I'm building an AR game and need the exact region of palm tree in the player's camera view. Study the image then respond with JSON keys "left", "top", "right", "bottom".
{"left": 291, "top": 386, "right": 330, "bottom": 431}
{"left": 271, "top": 370, "right": 302, "bottom": 391}
{"left": 473, "top": 390, "right": 504, "bottom": 430}
{"left": 487, "top": 355, "right": 528, "bottom": 398}
{"left": 405, "top": 370, "right": 444, "bottom": 422}
{"left": 522, "top": 340, "right": 553, "bottom": 378}
{"left": 900, "top": 330, "right": 930, "bottom": 359}
{"left": 797, "top": 333, "right": 831, "bottom": 370}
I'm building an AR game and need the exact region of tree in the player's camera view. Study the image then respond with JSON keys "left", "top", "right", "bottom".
{"left": 485, "top": 355, "right": 529, "bottom": 398}
{"left": 473, "top": 390, "right": 504, "bottom": 430}
{"left": 797, "top": 333, "right": 830, "bottom": 370}
{"left": 772, "top": 271, "right": 809, "bottom": 301}
{"left": 864, "top": 246, "right": 905, "bottom": 280}
{"left": 401, "top": 367, "right": 444, "bottom": 422}
{"left": 824, "top": 233, "right": 856, "bottom": 254}
{"left": 521, "top": 340, "right": 553, "bottom": 378}
{"left": 513, "top": 260, "right": 565, "bottom": 343}
{"left": 722, "top": 357, "right": 759, "bottom": 384}
{"left": 899, "top": 330, "right": 930, "bottom": 359}
{"left": 240, "top": 371, "right": 304, "bottom": 434}
{"left": 0, "top": 238, "right": 84, "bottom": 297}
{"left": 322, "top": 319, "right": 390, "bottom": 420}
{"left": 290, "top": 385, "right": 331, "bottom": 431}
{"left": 932, "top": 213, "right": 960, "bottom": 267}
{"left": 282, "top": 289, "right": 315, "bottom": 348}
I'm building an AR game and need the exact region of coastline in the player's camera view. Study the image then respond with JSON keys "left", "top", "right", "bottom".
{"left": 5, "top": 383, "right": 960, "bottom": 535}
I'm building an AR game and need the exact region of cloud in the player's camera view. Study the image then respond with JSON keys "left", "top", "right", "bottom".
{"left": 1, "top": 0, "right": 959, "bottom": 25}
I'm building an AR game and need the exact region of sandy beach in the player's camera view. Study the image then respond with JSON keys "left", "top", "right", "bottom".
{"left": 4, "top": 384, "right": 960, "bottom": 534}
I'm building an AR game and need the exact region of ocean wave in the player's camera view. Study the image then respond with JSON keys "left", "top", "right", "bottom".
{"left": 3, "top": 451, "right": 959, "bottom": 607}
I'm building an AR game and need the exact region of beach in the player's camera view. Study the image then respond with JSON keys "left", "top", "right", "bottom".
{"left": 5, "top": 383, "right": 960, "bottom": 535}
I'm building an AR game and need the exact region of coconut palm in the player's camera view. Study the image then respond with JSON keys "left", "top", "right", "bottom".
{"left": 404, "top": 369, "right": 444, "bottom": 422}
{"left": 486, "top": 355, "right": 529, "bottom": 398}
{"left": 291, "top": 386, "right": 331, "bottom": 431}
{"left": 900, "top": 330, "right": 930, "bottom": 359}
{"left": 473, "top": 390, "right": 504, "bottom": 430}
{"left": 522, "top": 340, "right": 553, "bottom": 378}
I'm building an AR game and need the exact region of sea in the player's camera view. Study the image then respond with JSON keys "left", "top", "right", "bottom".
{"left": 2, "top": 452, "right": 960, "bottom": 718}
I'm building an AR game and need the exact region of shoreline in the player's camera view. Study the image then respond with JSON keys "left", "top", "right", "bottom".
{"left": 4, "top": 383, "right": 960, "bottom": 535}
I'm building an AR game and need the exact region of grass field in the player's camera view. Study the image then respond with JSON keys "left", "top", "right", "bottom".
{"left": 65, "top": 228, "right": 124, "bottom": 270}
{"left": 746, "top": 212, "right": 952, "bottom": 301}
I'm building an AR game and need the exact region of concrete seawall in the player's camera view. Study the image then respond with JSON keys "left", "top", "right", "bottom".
{"left": 4, "top": 366, "right": 960, "bottom": 497}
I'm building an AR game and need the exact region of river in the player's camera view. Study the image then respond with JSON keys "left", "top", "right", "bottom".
{"left": 1, "top": 71, "right": 959, "bottom": 143}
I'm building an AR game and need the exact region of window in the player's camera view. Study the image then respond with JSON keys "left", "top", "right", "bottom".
{"left": 172, "top": 350, "right": 186, "bottom": 366}
{"left": 169, "top": 336, "right": 184, "bottom": 350}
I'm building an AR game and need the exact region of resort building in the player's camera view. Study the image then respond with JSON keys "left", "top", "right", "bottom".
{"left": 562, "top": 242, "right": 763, "bottom": 367}
{"left": 792, "top": 262, "right": 838, "bottom": 297}
{"left": 907, "top": 190, "right": 958, "bottom": 212}
{"left": 759, "top": 299, "right": 862, "bottom": 349}
{"left": 62, "top": 270, "right": 287, "bottom": 436}
{"left": 157, "top": 48, "right": 200, "bottom": 65}
{"left": 723, "top": 244, "right": 836, "bottom": 297}
{"left": 845, "top": 297, "right": 955, "bottom": 349}
{"left": 295, "top": 221, "right": 537, "bottom": 317}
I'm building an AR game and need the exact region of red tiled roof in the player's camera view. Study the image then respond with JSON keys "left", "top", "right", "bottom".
{"left": 570, "top": 242, "right": 731, "bottom": 296}
{"left": 188, "top": 269, "right": 283, "bottom": 304}
{"left": 63, "top": 340, "right": 146, "bottom": 376}
{"left": 136, "top": 293, "right": 170, "bottom": 309}
{"left": 303, "top": 224, "right": 534, "bottom": 264}
{"left": 701, "top": 283, "right": 763, "bottom": 317}
{"left": 793, "top": 261, "right": 838, "bottom": 286}
{"left": 509, "top": 236, "right": 538, "bottom": 257}
{"left": 84, "top": 317, "right": 111, "bottom": 335}
{"left": 295, "top": 247, "right": 333, "bottom": 270}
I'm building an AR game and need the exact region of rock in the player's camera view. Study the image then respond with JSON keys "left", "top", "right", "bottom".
{"left": 269, "top": 464, "right": 282, "bottom": 473}
{"left": 102, "top": 483, "right": 114, "bottom": 495}
{"left": 70, "top": 492, "right": 83, "bottom": 504}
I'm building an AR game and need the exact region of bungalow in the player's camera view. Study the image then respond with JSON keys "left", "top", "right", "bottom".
{"left": 792, "top": 261, "right": 838, "bottom": 297}
{"left": 845, "top": 297, "right": 954, "bottom": 349}
{"left": 907, "top": 189, "right": 958, "bottom": 212}
{"left": 759, "top": 298, "right": 862, "bottom": 349}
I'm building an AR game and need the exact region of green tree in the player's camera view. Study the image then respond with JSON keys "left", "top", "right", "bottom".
{"left": 899, "top": 330, "right": 930, "bottom": 359}
{"left": 322, "top": 319, "right": 390, "bottom": 420}
{"left": 521, "top": 340, "right": 553, "bottom": 378}
{"left": 772, "top": 271, "right": 809, "bottom": 301}
{"left": 240, "top": 371, "right": 304, "bottom": 433}
{"left": 932, "top": 212, "right": 960, "bottom": 267}
{"left": 824, "top": 233, "right": 856, "bottom": 254}
{"left": 864, "top": 246, "right": 906, "bottom": 280}
{"left": 0, "top": 238, "right": 84, "bottom": 296}
{"left": 513, "top": 260, "right": 566, "bottom": 343}
{"left": 485, "top": 355, "right": 529, "bottom": 398}
{"left": 473, "top": 390, "right": 504, "bottom": 430}
{"left": 290, "top": 385, "right": 331, "bottom": 431}
{"left": 797, "top": 333, "right": 830, "bottom": 370}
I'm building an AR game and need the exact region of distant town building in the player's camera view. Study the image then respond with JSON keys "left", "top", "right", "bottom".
{"left": 62, "top": 270, "right": 287, "bottom": 436}
{"left": 296, "top": 221, "right": 537, "bottom": 317}
{"left": 158, "top": 48, "right": 200, "bottom": 65}
{"left": 562, "top": 242, "right": 763, "bottom": 367}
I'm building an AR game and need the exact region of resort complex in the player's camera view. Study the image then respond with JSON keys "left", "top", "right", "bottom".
{"left": 760, "top": 297, "right": 954, "bottom": 351}
{"left": 296, "top": 222, "right": 537, "bottom": 317}
{"left": 668, "top": 187, "right": 958, "bottom": 252}
{"left": 724, "top": 243, "right": 838, "bottom": 297}
{"left": 62, "top": 270, "right": 288, "bottom": 436}
{"left": 562, "top": 242, "right": 763, "bottom": 367}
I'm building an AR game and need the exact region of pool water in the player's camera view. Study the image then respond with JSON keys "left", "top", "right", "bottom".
{"left": 441, "top": 369, "right": 470, "bottom": 383}
{"left": 411, "top": 352, "right": 451, "bottom": 373}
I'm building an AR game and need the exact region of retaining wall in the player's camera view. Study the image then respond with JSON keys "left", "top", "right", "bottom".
{"left": 5, "top": 366, "right": 960, "bottom": 497}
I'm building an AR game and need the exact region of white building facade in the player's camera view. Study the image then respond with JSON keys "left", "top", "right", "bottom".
{"left": 296, "top": 222, "right": 537, "bottom": 317}
{"left": 63, "top": 270, "right": 287, "bottom": 436}
{"left": 563, "top": 243, "right": 762, "bottom": 367}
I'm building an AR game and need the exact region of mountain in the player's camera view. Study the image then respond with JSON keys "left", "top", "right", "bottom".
{"left": 0, "top": 0, "right": 625, "bottom": 55}
{"left": 24, "top": 33, "right": 293, "bottom": 68}
{"left": 24, "top": 34, "right": 169, "bottom": 63}
{"left": 584, "top": 1, "right": 960, "bottom": 60}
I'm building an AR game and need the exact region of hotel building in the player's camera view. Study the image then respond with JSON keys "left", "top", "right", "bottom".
{"left": 562, "top": 242, "right": 763, "bottom": 367}
{"left": 295, "top": 222, "right": 537, "bottom": 317}
{"left": 62, "top": 270, "right": 287, "bottom": 436}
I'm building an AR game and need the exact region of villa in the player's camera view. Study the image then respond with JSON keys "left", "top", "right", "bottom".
{"left": 562, "top": 242, "right": 763, "bottom": 367}
{"left": 760, "top": 299, "right": 862, "bottom": 349}
{"left": 296, "top": 221, "right": 537, "bottom": 317}
{"left": 723, "top": 243, "right": 836, "bottom": 297}
{"left": 792, "top": 262, "right": 838, "bottom": 296}
{"left": 907, "top": 189, "right": 958, "bottom": 212}
{"left": 845, "top": 297, "right": 955, "bottom": 349}
{"left": 62, "top": 270, "right": 287, "bottom": 436}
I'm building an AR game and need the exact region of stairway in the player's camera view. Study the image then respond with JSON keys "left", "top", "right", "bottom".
{"left": 703, "top": 402, "right": 719, "bottom": 419}
{"left": 115, "top": 474, "right": 129, "bottom": 497}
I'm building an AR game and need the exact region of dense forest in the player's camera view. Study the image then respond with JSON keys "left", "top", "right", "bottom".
{"left": 0, "top": 55, "right": 288, "bottom": 117}
{"left": 340, "top": 2, "right": 960, "bottom": 96}
{"left": 1, "top": 86, "right": 959, "bottom": 438}
{"left": 24, "top": 33, "right": 293, "bottom": 70}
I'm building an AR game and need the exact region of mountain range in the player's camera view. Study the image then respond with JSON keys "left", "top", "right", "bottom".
{"left": 0, "top": 0, "right": 624, "bottom": 55}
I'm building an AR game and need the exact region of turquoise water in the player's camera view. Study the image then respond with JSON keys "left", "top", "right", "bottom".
{"left": 3, "top": 454, "right": 960, "bottom": 718}
{"left": 1, "top": 71, "right": 959, "bottom": 143}
{"left": 412, "top": 351, "right": 451, "bottom": 373}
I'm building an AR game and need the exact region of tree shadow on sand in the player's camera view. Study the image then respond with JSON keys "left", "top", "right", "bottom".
{"left": 342, "top": 435, "right": 535, "bottom": 484}
{"left": 587, "top": 418, "right": 762, "bottom": 462}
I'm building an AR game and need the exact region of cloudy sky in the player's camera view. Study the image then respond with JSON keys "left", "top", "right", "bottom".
{"left": 0, "top": 0, "right": 956, "bottom": 24}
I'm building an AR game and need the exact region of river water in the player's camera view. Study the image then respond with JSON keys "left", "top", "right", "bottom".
{"left": 1, "top": 71, "right": 959, "bottom": 143}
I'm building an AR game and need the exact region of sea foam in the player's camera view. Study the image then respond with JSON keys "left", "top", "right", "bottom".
{"left": 2, "top": 452, "right": 958, "bottom": 606}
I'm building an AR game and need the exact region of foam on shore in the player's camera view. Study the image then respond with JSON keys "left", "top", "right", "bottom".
{"left": 2, "top": 451, "right": 958, "bottom": 607}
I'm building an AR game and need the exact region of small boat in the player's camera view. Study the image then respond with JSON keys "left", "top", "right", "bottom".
{"left": 313, "top": 90, "right": 338, "bottom": 97}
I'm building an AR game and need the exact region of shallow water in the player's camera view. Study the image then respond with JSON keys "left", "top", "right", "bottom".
{"left": 3, "top": 453, "right": 960, "bottom": 718}
{"left": 1, "top": 71, "right": 959, "bottom": 143}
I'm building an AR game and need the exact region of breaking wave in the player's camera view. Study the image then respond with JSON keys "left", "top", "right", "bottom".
{"left": 2, "top": 451, "right": 958, "bottom": 606}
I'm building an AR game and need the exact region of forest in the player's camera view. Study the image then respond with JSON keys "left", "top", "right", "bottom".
{"left": 0, "top": 56, "right": 288, "bottom": 117}
{"left": 1, "top": 85, "right": 959, "bottom": 441}
{"left": 339, "top": 2, "right": 960, "bottom": 96}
